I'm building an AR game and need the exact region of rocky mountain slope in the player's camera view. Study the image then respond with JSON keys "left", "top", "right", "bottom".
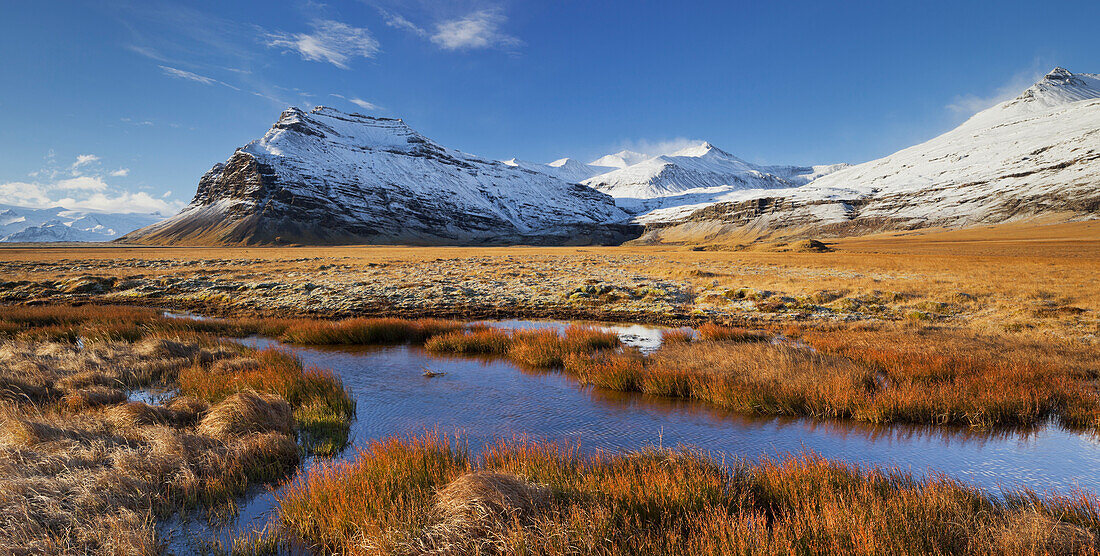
{"left": 0, "top": 205, "right": 163, "bottom": 243}
{"left": 637, "top": 67, "right": 1100, "bottom": 243}
{"left": 122, "top": 107, "right": 633, "bottom": 246}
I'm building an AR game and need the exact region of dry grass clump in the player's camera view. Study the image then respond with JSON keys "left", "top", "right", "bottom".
{"left": 696, "top": 322, "right": 769, "bottom": 342}
{"left": 0, "top": 337, "right": 307, "bottom": 554}
{"left": 106, "top": 401, "right": 181, "bottom": 428}
{"left": 196, "top": 391, "right": 293, "bottom": 438}
{"left": 179, "top": 348, "right": 354, "bottom": 455}
{"left": 421, "top": 326, "right": 622, "bottom": 370}
{"left": 279, "top": 317, "right": 464, "bottom": 345}
{"left": 63, "top": 385, "right": 128, "bottom": 410}
{"left": 506, "top": 327, "right": 620, "bottom": 369}
{"left": 660, "top": 328, "right": 694, "bottom": 344}
{"left": 425, "top": 328, "right": 513, "bottom": 355}
{"left": 276, "top": 433, "right": 1100, "bottom": 555}
{"left": 415, "top": 471, "right": 552, "bottom": 553}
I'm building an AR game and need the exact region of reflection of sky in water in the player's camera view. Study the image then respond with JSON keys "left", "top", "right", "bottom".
{"left": 158, "top": 321, "right": 1100, "bottom": 550}
{"left": 474, "top": 318, "right": 688, "bottom": 353}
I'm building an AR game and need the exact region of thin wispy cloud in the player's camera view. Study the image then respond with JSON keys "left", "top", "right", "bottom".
{"left": 946, "top": 66, "right": 1046, "bottom": 117}
{"left": 160, "top": 65, "right": 215, "bottom": 85}
{"left": 380, "top": 9, "right": 427, "bottom": 37}
{"left": 109, "top": 168, "right": 131, "bottom": 177}
{"left": 267, "top": 20, "right": 380, "bottom": 69}
{"left": 615, "top": 138, "right": 707, "bottom": 157}
{"left": 431, "top": 9, "right": 522, "bottom": 51}
{"left": 330, "top": 94, "right": 382, "bottom": 111}
{"left": 378, "top": 6, "right": 522, "bottom": 52}
{"left": 159, "top": 65, "right": 241, "bottom": 91}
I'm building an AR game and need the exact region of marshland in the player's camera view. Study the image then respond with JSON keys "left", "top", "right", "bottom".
{"left": 0, "top": 292, "right": 1098, "bottom": 554}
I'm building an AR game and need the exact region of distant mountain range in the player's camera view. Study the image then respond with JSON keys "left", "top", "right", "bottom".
{"left": 0, "top": 205, "right": 164, "bottom": 243}
{"left": 12, "top": 65, "right": 1092, "bottom": 246}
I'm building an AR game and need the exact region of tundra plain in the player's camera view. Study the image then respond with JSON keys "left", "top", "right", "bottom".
{"left": 1, "top": 220, "right": 1099, "bottom": 554}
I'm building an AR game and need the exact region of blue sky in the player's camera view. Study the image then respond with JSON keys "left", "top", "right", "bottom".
{"left": 2, "top": 0, "right": 1098, "bottom": 214}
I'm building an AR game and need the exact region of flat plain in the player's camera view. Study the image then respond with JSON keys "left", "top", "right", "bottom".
{"left": 1, "top": 220, "right": 1097, "bottom": 340}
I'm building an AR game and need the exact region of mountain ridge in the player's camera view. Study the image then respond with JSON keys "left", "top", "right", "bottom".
{"left": 121, "top": 107, "right": 634, "bottom": 246}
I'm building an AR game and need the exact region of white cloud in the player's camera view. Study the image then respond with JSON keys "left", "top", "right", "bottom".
{"left": 109, "top": 168, "right": 130, "bottom": 177}
{"left": 330, "top": 94, "right": 381, "bottom": 111}
{"left": 267, "top": 20, "right": 380, "bottom": 69}
{"left": 55, "top": 176, "right": 110, "bottom": 191}
{"left": 55, "top": 191, "right": 182, "bottom": 214}
{"left": 348, "top": 98, "right": 379, "bottom": 110}
{"left": 159, "top": 65, "right": 241, "bottom": 91}
{"left": 72, "top": 154, "right": 99, "bottom": 169}
{"left": 1, "top": 155, "right": 181, "bottom": 215}
{"left": 430, "top": 9, "right": 522, "bottom": 51}
{"left": 946, "top": 68, "right": 1044, "bottom": 116}
{"left": 380, "top": 9, "right": 427, "bottom": 36}
{"left": 616, "top": 137, "right": 707, "bottom": 157}
{"left": 159, "top": 65, "right": 216, "bottom": 85}
{"left": 0, "top": 181, "right": 51, "bottom": 207}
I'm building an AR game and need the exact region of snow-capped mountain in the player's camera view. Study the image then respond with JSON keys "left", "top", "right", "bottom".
{"left": 639, "top": 67, "right": 1100, "bottom": 240}
{"left": 0, "top": 205, "right": 164, "bottom": 243}
{"left": 122, "top": 107, "right": 633, "bottom": 246}
{"left": 501, "top": 157, "right": 614, "bottom": 183}
{"left": 591, "top": 150, "right": 650, "bottom": 169}
{"left": 583, "top": 141, "right": 848, "bottom": 215}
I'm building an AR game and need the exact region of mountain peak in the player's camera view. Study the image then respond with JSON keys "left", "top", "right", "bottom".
{"left": 1011, "top": 67, "right": 1100, "bottom": 106}
{"left": 964, "top": 67, "right": 1100, "bottom": 122}
{"left": 590, "top": 150, "right": 650, "bottom": 169}
{"left": 1044, "top": 67, "right": 1073, "bottom": 80}
{"left": 668, "top": 141, "right": 731, "bottom": 158}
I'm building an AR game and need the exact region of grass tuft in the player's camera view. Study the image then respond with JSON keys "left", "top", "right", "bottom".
{"left": 275, "top": 433, "right": 1100, "bottom": 555}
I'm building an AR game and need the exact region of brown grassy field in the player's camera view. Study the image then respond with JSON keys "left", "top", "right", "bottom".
{"left": 0, "top": 309, "right": 353, "bottom": 553}
{"left": 1, "top": 220, "right": 1098, "bottom": 553}
{"left": 273, "top": 432, "right": 1100, "bottom": 555}
{"left": 0, "top": 220, "right": 1096, "bottom": 340}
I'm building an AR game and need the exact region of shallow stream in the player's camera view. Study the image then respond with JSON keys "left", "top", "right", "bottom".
{"left": 157, "top": 319, "right": 1100, "bottom": 552}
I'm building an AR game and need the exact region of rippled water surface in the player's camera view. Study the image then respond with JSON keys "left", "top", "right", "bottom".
{"left": 158, "top": 320, "right": 1100, "bottom": 551}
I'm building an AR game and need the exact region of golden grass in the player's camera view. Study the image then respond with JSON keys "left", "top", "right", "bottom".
{"left": 422, "top": 326, "right": 622, "bottom": 370}
{"left": 278, "top": 317, "right": 464, "bottom": 345}
{"left": 196, "top": 390, "right": 293, "bottom": 438}
{"left": 0, "top": 337, "right": 303, "bottom": 554}
{"left": 556, "top": 323, "right": 1100, "bottom": 430}
{"left": 275, "top": 432, "right": 1100, "bottom": 555}
{"left": 696, "top": 322, "right": 768, "bottom": 342}
{"left": 660, "top": 328, "right": 694, "bottom": 344}
{"left": 2, "top": 220, "right": 1097, "bottom": 340}
{"left": 178, "top": 347, "right": 354, "bottom": 455}
{"left": 0, "top": 310, "right": 355, "bottom": 552}
{"left": 425, "top": 328, "right": 513, "bottom": 355}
